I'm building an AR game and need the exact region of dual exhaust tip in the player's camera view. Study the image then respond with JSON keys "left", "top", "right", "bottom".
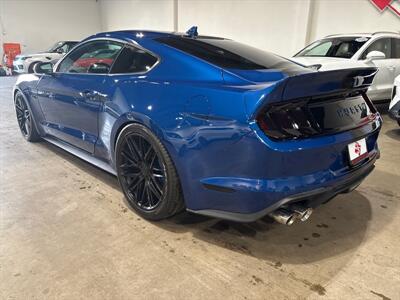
{"left": 268, "top": 204, "right": 313, "bottom": 225}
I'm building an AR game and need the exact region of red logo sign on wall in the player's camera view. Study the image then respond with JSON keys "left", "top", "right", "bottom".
{"left": 370, "top": 0, "right": 400, "bottom": 16}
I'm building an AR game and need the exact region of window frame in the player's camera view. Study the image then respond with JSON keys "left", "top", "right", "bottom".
{"left": 53, "top": 38, "right": 160, "bottom": 76}
{"left": 55, "top": 39, "right": 124, "bottom": 75}
{"left": 359, "top": 37, "right": 393, "bottom": 60}
{"left": 109, "top": 44, "right": 160, "bottom": 75}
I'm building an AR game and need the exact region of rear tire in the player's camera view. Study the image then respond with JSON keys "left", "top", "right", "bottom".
{"left": 14, "top": 92, "right": 41, "bottom": 142}
{"left": 116, "top": 123, "right": 184, "bottom": 220}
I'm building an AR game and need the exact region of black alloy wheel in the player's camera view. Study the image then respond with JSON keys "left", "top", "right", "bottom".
{"left": 120, "top": 133, "right": 166, "bottom": 210}
{"left": 116, "top": 124, "right": 184, "bottom": 220}
{"left": 15, "top": 92, "right": 40, "bottom": 142}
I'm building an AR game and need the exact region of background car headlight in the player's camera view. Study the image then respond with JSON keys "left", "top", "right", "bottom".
{"left": 308, "top": 64, "right": 322, "bottom": 71}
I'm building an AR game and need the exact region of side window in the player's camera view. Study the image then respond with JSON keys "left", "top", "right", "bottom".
{"left": 392, "top": 38, "right": 400, "bottom": 59}
{"left": 64, "top": 43, "right": 76, "bottom": 53}
{"left": 57, "top": 40, "right": 123, "bottom": 74}
{"left": 58, "top": 43, "right": 69, "bottom": 54}
{"left": 304, "top": 41, "right": 332, "bottom": 56}
{"left": 110, "top": 45, "right": 158, "bottom": 74}
{"left": 361, "top": 38, "right": 391, "bottom": 59}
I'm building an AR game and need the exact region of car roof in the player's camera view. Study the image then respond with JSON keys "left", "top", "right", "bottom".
{"left": 85, "top": 30, "right": 226, "bottom": 44}
{"left": 324, "top": 31, "right": 400, "bottom": 39}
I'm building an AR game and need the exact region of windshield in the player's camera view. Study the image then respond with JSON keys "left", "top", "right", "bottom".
{"left": 295, "top": 37, "right": 370, "bottom": 59}
{"left": 47, "top": 42, "right": 64, "bottom": 52}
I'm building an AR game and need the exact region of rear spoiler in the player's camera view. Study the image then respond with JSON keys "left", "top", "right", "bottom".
{"left": 246, "top": 67, "right": 378, "bottom": 119}
{"left": 282, "top": 67, "right": 378, "bottom": 100}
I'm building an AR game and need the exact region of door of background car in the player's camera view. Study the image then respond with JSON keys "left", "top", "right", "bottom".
{"left": 36, "top": 40, "right": 123, "bottom": 153}
{"left": 360, "top": 38, "right": 398, "bottom": 101}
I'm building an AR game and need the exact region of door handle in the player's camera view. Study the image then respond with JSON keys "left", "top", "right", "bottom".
{"left": 388, "top": 66, "right": 396, "bottom": 71}
{"left": 80, "top": 90, "right": 98, "bottom": 99}
{"left": 79, "top": 90, "right": 108, "bottom": 102}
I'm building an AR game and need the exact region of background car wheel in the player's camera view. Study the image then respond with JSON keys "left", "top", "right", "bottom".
{"left": 27, "top": 62, "right": 38, "bottom": 73}
{"left": 116, "top": 123, "right": 185, "bottom": 220}
{"left": 14, "top": 92, "right": 41, "bottom": 142}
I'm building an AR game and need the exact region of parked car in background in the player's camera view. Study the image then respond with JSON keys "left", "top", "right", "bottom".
{"left": 292, "top": 32, "right": 400, "bottom": 103}
{"left": 13, "top": 29, "right": 381, "bottom": 225}
{"left": 389, "top": 75, "right": 400, "bottom": 126}
{"left": 13, "top": 41, "right": 78, "bottom": 74}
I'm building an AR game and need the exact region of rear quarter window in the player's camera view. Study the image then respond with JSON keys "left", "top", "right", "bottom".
{"left": 110, "top": 46, "right": 158, "bottom": 74}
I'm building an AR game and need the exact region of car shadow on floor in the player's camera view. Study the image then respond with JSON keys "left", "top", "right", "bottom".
{"left": 154, "top": 192, "right": 374, "bottom": 265}
{"left": 385, "top": 128, "right": 400, "bottom": 141}
{"left": 39, "top": 139, "right": 394, "bottom": 267}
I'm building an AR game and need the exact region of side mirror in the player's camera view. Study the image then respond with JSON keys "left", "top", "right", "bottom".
{"left": 34, "top": 62, "right": 54, "bottom": 74}
{"left": 366, "top": 51, "right": 386, "bottom": 61}
{"left": 56, "top": 48, "right": 64, "bottom": 54}
{"left": 87, "top": 62, "right": 110, "bottom": 74}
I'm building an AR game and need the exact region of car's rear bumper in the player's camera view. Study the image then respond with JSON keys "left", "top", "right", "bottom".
{"left": 182, "top": 111, "right": 381, "bottom": 222}
{"left": 188, "top": 149, "right": 378, "bottom": 222}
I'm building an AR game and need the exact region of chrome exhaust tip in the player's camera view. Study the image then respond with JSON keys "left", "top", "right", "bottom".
{"left": 268, "top": 209, "right": 296, "bottom": 226}
{"left": 290, "top": 204, "right": 313, "bottom": 222}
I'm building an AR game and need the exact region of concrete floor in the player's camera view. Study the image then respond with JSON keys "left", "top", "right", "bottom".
{"left": 0, "top": 76, "right": 399, "bottom": 300}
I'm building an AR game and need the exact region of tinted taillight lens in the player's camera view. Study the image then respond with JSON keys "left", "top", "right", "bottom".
{"left": 256, "top": 93, "right": 376, "bottom": 141}
{"left": 256, "top": 100, "right": 319, "bottom": 140}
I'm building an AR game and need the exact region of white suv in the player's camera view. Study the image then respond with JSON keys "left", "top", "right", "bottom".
{"left": 292, "top": 32, "right": 400, "bottom": 103}
{"left": 13, "top": 41, "right": 78, "bottom": 74}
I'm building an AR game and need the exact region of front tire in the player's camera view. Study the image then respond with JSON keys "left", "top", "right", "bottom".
{"left": 27, "top": 62, "right": 38, "bottom": 74}
{"left": 14, "top": 92, "right": 40, "bottom": 142}
{"left": 116, "top": 124, "right": 184, "bottom": 220}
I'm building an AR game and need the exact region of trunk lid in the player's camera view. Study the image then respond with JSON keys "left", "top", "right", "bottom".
{"left": 228, "top": 67, "right": 379, "bottom": 140}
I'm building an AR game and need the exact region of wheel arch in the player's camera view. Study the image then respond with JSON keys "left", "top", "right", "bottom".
{"left": 27, "top": 61, "right": 41, "bottom": 73}
{"left": 13, "top": 87, "right": 23, "bottom": 101}
{"left": 110, "top": 113, "right": 172, "bottom": 166}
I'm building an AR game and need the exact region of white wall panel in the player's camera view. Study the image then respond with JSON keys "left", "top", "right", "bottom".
{"left": 99, "top": 0, "right": 174, "bottom": 31}
{"left": 309, "top": 0, "right": 400, "bottom": 41}
{"left": 2, "top": 0, "right": 399, "bottom": 60}
{"left": 99, "top": 0, "right": 312, "bottom": 57}
{"left": 177, "top": 0, "right": 311, "bottom": 57}
{"left": 0, "top": 0, "right": 101, "bottom": 57}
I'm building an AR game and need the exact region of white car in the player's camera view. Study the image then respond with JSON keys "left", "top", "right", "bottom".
{"left": 13, "top": 41, "right": 78, "bottom": 74}
{"left": 389, "top": 75, "right": 400, "bottom": 126}
{"left": 292, "top": 32, "right": 400, "bottom": 103}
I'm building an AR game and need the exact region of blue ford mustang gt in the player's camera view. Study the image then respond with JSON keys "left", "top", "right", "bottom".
{"left": 13, "top": 29, "right": 381, "bottom": 225}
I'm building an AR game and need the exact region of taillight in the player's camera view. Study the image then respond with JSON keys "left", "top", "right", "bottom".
{"left": 256, "top": 92, "right": 376, "bottom": 141}
{"left": 256, "top": 100, "right": 319, "bottom": 140}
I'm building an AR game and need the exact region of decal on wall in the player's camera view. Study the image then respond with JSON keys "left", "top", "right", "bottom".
{"left": 370, "top": 0, "right": 400, "bottom": 17}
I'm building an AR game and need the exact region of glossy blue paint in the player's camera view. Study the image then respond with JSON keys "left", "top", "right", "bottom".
{"left": 14, "top": 30, "right": 381, "bottom": 220}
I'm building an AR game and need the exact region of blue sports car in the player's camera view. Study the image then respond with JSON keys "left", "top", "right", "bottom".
{"left": 13, "top": 28, "right": 381, "bottom": 225}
